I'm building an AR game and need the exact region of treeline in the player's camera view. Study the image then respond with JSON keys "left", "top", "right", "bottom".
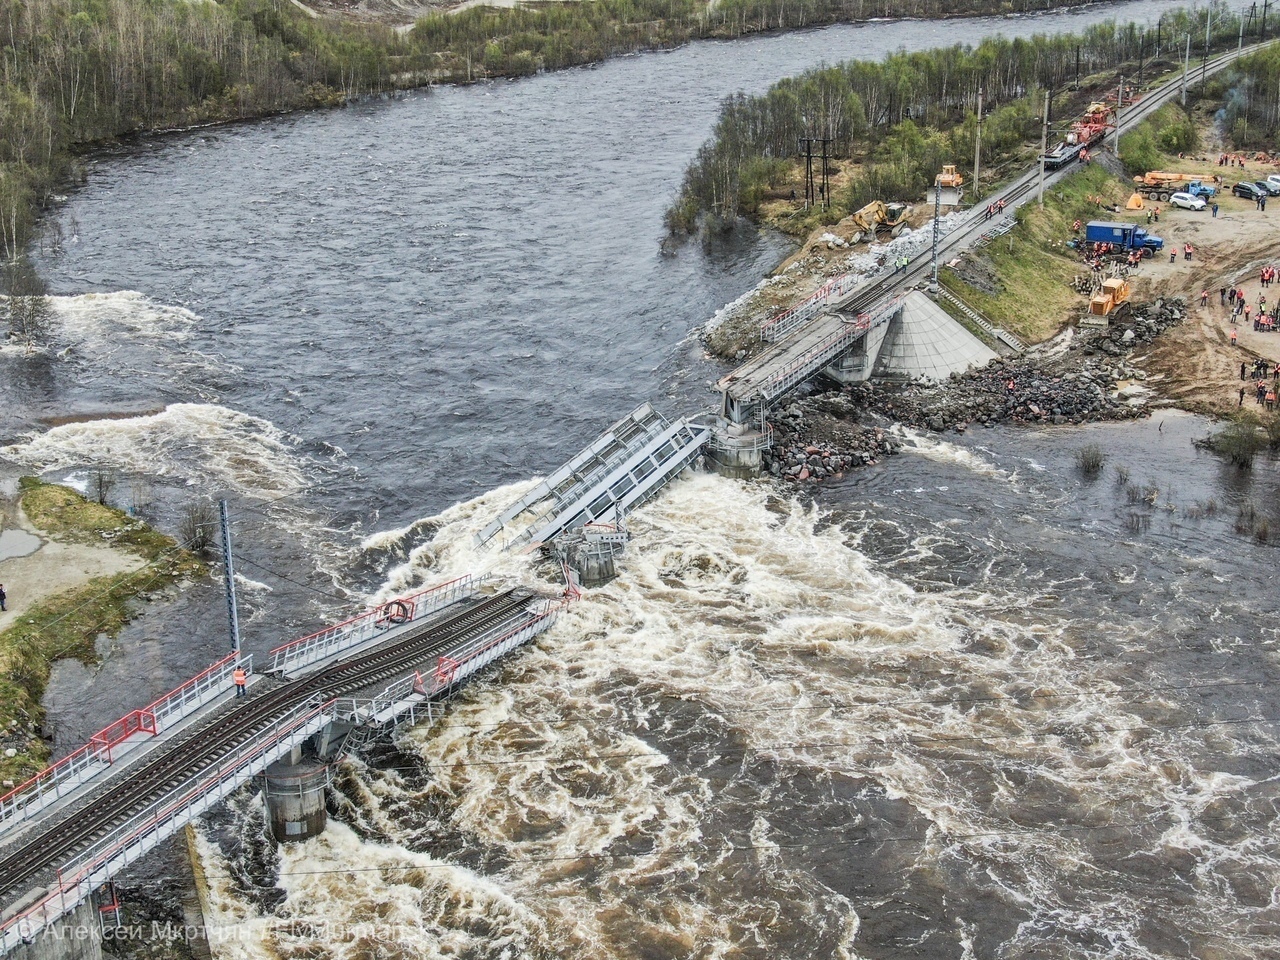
{"left": 0, "top": 0, "right": 414, "bottom": 260}
{"left": 0, "top": 0, "right": 1248, "bottom": 285}
{"left": 666, "top": 3, "right": 1260, "bottom": 232}
{"left": 410, "top": 0, "right": 1116, "bottom": 79}
{"left": 1218, "top": 46, "right": 1280, "bottom": 148}
{"left": 0, "top": 0, "right": 1133, "bottom": 276}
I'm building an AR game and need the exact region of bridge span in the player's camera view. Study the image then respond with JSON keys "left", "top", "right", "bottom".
{"left": 0, "top": 580, "right": 568, "bottom": 953}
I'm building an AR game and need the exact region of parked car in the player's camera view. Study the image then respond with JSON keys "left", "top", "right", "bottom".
{"left": 1267, "top": 174, "right": 1280, "bottom": 192}
{"left": 1255, "top": 180, "right": 1280, "bottom": 196}
{"left": 1170, "top": 192, "right": 1206, "bottom": 211}
{"left": 1233, "top": 181, "right": 1267, "bottom": 200}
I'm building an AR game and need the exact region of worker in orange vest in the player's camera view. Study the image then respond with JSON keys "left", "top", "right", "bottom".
{"left": 234, "top": 665, "right": 247, "bottom": 698}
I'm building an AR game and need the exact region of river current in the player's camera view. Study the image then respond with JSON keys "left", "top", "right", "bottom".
{"left": 4, "top": 2, "right": 1280, "bottom": 957}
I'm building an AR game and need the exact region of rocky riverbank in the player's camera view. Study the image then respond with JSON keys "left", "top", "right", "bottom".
{"left": 764, "top": 396, "right": 902, "bottom": 481}
{"left": 762, "top": 297, "right": 1185, "bottom": 481}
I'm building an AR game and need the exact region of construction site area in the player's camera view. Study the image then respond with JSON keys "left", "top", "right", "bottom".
{"left": 708, "top": 86, "right": 1280, "bottom": 423}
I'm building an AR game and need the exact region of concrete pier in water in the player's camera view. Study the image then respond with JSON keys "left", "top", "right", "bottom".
{"left": 262, "top": 757, "right": 330, "bottom": 843}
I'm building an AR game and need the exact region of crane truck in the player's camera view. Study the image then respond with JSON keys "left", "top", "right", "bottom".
{"left": 1132, "top": 172, "right": 1217, "bottom": 202}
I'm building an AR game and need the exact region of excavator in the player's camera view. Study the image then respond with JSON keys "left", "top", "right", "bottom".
{"left": 847, "top": 200, "right": 911, "bottom": 244}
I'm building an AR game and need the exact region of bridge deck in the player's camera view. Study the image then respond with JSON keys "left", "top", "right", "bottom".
{"left": 0, "top": 589, "right": 550, "bottom": 949}
{"left": 718, "top": 312, "right": 849, "bottom": 402}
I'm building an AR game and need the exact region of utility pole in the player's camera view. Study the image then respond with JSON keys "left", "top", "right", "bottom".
{"left": 1111, "top": 79, "right": 1122, "bottom": 155}
{"left": 1264, "top": 0, "right": 1270, "bottom": 42}
{"left": 798, "top": 137, "right": 813, "bottom": 209}
{"left": 1203, "top": 7, "right": 1212, "bottom": 96}
{"left": 219, "top": 499, "right": 241, "bottom": 652}
{"left": 973, "top": 88, "right": 983, "bottom": 200}
{"left": 1182, "top": 33, "right": 1191, "bottom": 106}
{"left": 1241, "top": 10, "right": 1246, "bottom": 53}
{"left": 1038, "top": 90, "right": 1049, "bottom": 207}
{"left": 797, "top": 136, "right": 832, "bottom": 210}
{"left": 820, "top": 138, "right": 830, "bottom": 210}
{"left": 930, "top": 179, "right": 941, "bottom": 293}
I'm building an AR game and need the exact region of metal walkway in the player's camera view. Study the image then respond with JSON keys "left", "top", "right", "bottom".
{"left": 759, "top": 271, "right": 863, "bottom": 343}
{"left": 0, "top": 586, "right": 566, "bottom": 953}
{"left": 475, "top": 402, "right": 709, "bottom": 551}
{"left": 718, "top": 295, "right": 903, "bottom": 422}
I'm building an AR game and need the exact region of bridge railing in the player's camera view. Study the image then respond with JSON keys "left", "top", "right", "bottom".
{"left": 759, "top": 272, "right": 860, "bottom": 343}
{"left": 268, "top": 574, "right": 488, "bottom": 675}
{"left": 426, "top": 598, "right": 568, "bottom": 698}
{"left": 341, "top": 595, "right": 574, "bottom": 739}
{"left": 755, "top": 296, "right": 902, "bottom": 406}
{"left": 0, "top": 699, "right": 338, "bottom": 954}
{"left": 147, "top": 651, "right": 247, "bottom": 732}
{"left": 0, "top": 651, "right": 251, "bottom": 834}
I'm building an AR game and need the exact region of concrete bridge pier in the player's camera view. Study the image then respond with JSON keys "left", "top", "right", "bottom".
{"left": 7, "top": 899, "right": 101, "bottom": 960}
{"left": 261, "top": 755, "right": 331, "bottom": 843}
{"left": 704, "top": 419, "right": 771, "bottom": 479}
{"left": 553, "top": 523, "right": 630, "bottom": 588}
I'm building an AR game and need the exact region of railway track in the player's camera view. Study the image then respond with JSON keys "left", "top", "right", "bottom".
{"left": 0, "top": 589, "right": 532, "bottom": 901}
{"left": 832, "top": 41, "right": 1268, "bottom": 317}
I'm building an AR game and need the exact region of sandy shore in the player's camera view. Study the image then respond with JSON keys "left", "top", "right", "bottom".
{"left": 0, "top": 474, "right": 145, "bottom": 625}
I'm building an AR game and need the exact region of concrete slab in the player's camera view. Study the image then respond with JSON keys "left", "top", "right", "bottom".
{"left": 874, "top": 291, "right": 998, "bottom": 381}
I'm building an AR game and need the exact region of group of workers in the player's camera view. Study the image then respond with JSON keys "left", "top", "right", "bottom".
{"left": 1170, "top": 243, "right": 1195, "bottom": 263}
{"left": 1221, "top": 272, "right": 1280, "bottom": 408}
{"left": 981, "top": 199, "right": 1007, "bottom": 220}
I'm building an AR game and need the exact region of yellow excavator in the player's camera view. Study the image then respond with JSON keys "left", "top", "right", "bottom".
{"left": 847, "top": 200, "right": 911, "bottom": 244}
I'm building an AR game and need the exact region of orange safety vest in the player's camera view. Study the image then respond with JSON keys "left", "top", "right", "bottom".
{"left": 234, "top": 668, "right": 247, "bottom": 685}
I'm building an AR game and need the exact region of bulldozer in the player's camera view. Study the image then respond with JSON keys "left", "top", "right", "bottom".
{"left": 847, "top": 200, "right": 911, "bottom": 244}
{"left": 936, "top": 164, "right": 964, "bottom": 190}
{"left": 1088, "top": 277, "right": 1131, "bottom": 318}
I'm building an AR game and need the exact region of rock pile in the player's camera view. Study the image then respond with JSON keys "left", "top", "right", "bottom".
{"left": 844, "top": 297, "right": 1185, "bottom": 432}
{"left": 763, "top": 396, "right": 901, "bottom": 481}
{"left": 755, "top": 298, "right": 1183, "bottom": 482}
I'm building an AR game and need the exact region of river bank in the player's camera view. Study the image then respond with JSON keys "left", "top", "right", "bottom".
{"left": 706, "top": 92, "right": 1280, "bottom": 475}
{"left": 0, "top": 476, "right": 205, "bottom": 787}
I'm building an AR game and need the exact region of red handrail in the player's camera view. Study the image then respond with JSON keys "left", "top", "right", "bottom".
{"left": 142, "top": 651, "right": 239, "bottom": 716}
{"left": 269, "top": 575, "right": 472, "bottom": 656}
{"left": 0, "top": 651, "right": 244, "bottom": 811}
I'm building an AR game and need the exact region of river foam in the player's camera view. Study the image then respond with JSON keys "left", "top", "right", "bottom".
{"left": 2, "top": 403, "right": 307, "bottom": 495}
{"left": 194, "top": 471, "right": 1280, "bottom": 959}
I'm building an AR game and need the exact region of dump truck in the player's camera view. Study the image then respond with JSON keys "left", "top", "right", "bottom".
{"left": 1132, "top": 172, "right": 1217, "bottom": 201}
{"left": 1084, "top": 220, "right": 1163, "bottom": 253}
{"left": 847, "top": 201, "right": 911, "bottom": 244}
{"left": 1088, "top": 277, "right": 1132, "bottom": 317}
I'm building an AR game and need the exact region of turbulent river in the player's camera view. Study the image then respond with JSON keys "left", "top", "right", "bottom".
{"left": 4, "top": 2, "right": 1280, "bottom": 957}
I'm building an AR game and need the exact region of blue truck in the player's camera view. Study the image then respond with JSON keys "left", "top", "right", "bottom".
{"left": 1084, "top": 220, "right": 1164, "bottom": 255}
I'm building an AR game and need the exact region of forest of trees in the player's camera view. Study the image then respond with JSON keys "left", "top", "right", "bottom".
{"left": 0, "top": 0, "right": 416, "bottom": 263}
{"left": 0, "top": 0, "right": 1141, "bottom": 285}
{"left": 1218, "top": 45, "right": 1280, "bottom": 147}
{"left": 0, "top": 0, "right": 1266, "bottom": 336}
{"left": 665, "top": 3, "right": 1259, "bottom": 233}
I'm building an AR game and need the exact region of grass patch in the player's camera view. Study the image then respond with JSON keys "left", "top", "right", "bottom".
{"left": 940, "top": 164, "right": 1142, "bottom": 344}
{"left": 0, "top": 480, "right": 206, "bottom": 786}
{"left": 1076, "top": 443, "right": 1107, "bottom": 477}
